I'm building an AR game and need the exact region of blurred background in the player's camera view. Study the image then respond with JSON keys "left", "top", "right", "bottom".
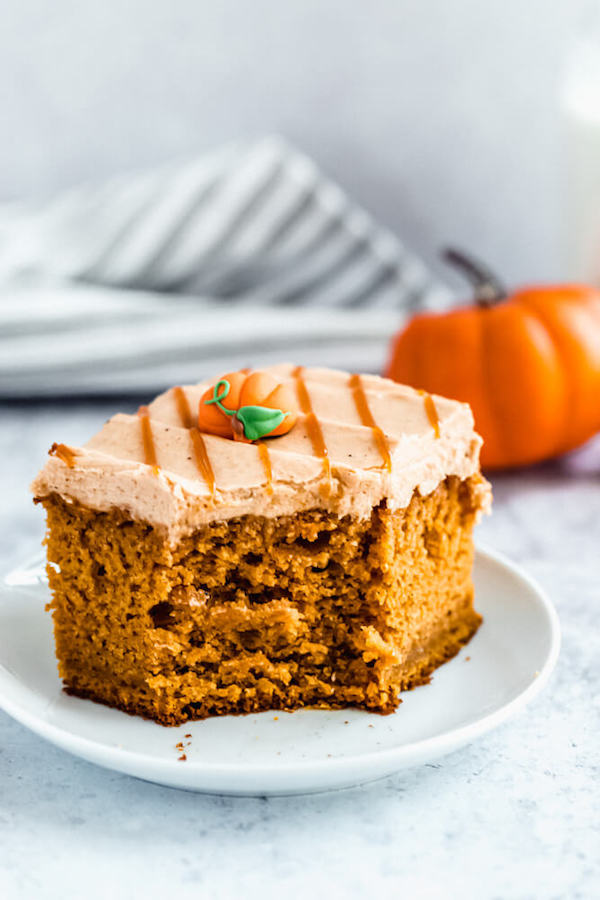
{"left": 0, "top": 0, "right": 598, "bottom": 282}
{"left": 3, "top": 0, "right": 600, "bottom": 397}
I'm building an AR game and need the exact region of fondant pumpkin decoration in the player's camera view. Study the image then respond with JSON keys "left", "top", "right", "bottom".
{"left": 198, "top": 370, "right": 298, "bottom": 442}
{"left": 386, "top": 249, "right": 600, "bottom": 470}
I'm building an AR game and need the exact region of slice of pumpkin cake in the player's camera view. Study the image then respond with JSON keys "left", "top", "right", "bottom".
{"left": 31, "top": 364, "right": 491, "bottom": 725}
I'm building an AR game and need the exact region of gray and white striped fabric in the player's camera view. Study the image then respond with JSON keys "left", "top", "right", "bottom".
{"left": 0, "top": 136, "right": 449, "bottom": 398}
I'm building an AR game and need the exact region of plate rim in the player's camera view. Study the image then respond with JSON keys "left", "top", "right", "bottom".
{"left": 0, "top": 545, "right": 561, "bottom": 783}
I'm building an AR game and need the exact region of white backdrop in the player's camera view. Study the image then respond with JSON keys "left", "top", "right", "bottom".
{"left": 1, "top": 0, "right": 595, "bottom": 284}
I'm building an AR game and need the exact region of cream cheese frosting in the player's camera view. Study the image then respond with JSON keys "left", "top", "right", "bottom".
{"left": 31, "top": 364, "right": 491, "bottom": 543}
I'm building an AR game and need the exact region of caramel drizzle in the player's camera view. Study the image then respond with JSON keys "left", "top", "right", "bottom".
{"left": 49, "top": 442, "right": 76, "bottom": 468}
{"left": 190, "top": 427, "right": 216, "bottom": 497}
{"left": 348, "top": 374, "right": 392, "bottom": 472}
{"left": 418, "top": 390, "right": 440, "bottom": 438}
{"left": 173, "top": 385, "right": 194, "bottom": 429}
{"left": 257, "top": 442, "right": 273, "bottom": 495}
{"left": 292, "top": 365, "right": 331, "bottom": 490}
{"left": 172, "top": 386, "right": 217, "bottom": 496}
{"left": 137, "top": 406, "right": 159, "bottom": 474}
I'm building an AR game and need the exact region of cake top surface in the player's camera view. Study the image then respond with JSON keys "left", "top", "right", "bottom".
{"left": 31, "top": 364, "right": 487, "bottom": 541}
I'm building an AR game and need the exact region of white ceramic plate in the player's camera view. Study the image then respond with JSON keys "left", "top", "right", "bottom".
{"left": 0, "top": 546, "right": 559, "bottom": 796}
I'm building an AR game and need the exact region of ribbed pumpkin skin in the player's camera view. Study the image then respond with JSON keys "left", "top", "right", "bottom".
{"left": 197, "top": 370, "right": 298, "bottom": 441}
{"left": 386, "top": 285, "right": 600, "bottom": 469}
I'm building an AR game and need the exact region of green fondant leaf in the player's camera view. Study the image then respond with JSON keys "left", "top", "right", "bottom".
{"left": 236, "top": 405, "right": 288, "bottom": 441}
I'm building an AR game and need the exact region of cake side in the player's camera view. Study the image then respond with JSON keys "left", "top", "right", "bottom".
{"left": 41, "top": 474, "right": 485, "bottom": 725}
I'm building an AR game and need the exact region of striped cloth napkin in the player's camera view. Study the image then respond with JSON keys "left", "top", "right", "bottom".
{"left": 0, "top": 135, "right": 449, "bottom": 398}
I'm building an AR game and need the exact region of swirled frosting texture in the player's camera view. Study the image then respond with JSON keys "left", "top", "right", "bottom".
{"left": 31, "top": 365, "right": 490, "bottom": 543}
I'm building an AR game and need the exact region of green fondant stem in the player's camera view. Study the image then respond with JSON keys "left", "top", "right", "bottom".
{"left": 204, "top": 379, "right": 235, "bottom": 416}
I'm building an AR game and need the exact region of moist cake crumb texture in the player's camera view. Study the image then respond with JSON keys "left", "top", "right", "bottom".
{"left": 32, "top": 365, "right": 491, "bottom": 725}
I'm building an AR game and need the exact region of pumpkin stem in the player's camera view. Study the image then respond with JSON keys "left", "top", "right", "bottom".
{"left": 442, "top": 248, "right": 506, "bottom": 307}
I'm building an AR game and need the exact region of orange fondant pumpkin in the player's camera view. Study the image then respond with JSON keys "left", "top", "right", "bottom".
{"left": 198, "top": 370, "right": 298, "bottom": 442}
{"left": 197, "top": 371, "right": 247, "bottom": 438}
{"left": 386, "top": 249, "right": 600, "bottom": 469}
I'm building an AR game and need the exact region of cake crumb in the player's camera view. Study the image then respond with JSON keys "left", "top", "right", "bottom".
{"left": 38, "top": 464, "right": 485, "bottom": 725}
{"left": 465, "top": 656, "right": 471, "bottom": 661}
{"left": 178, "top": 753, "right": 187, "bottom": 761}
{"left": 273, "top": 716, "right": 279, "bottom": 721}
{"left": 184, "top": 733, "right": 192, "bottom": 738}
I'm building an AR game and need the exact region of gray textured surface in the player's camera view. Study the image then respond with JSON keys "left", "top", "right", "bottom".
{"left": 0, "top": 399, "right": 598, "bottom": 899}
{"left": 0, "top": 0, "right": 597, "bottom": 283}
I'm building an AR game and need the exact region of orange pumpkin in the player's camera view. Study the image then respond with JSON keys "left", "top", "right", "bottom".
{"left": 198, "top": 370, "right": 298, "bottom": 442}
{"left": 386, "top": 249, "right": 600, "bottom": 469}
{"left": 197, "top": 371, "right": 247, "bottom": 438}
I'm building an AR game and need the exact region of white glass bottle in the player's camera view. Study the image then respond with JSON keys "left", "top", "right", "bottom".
{"left": 562, "top": 32, "right": 600, "bottom": 283}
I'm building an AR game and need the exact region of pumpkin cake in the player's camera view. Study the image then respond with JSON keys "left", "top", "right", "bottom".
{"left": 31, "top": 364, "right": 491, "bottom": 726}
